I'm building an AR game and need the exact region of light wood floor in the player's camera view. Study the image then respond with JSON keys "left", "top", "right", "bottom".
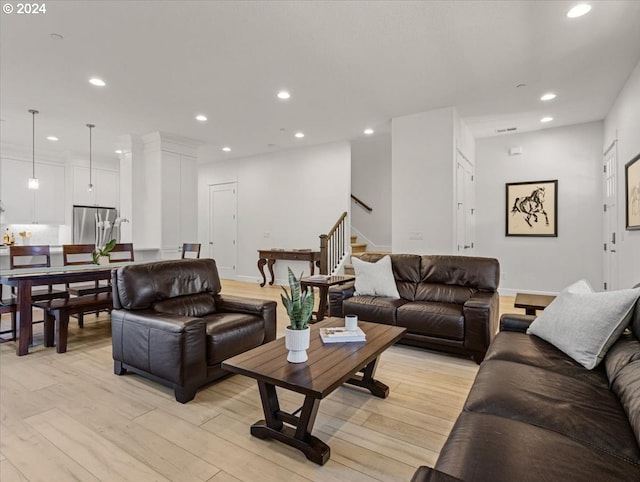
{"left": 0, "top": 281, "right": 522, "bottom": 482}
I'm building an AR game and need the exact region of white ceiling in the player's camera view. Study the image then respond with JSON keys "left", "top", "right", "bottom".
{"left": 1, "top": 0, "right": 640, "bottom": 162}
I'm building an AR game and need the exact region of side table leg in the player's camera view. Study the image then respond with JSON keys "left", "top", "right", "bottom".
{"left": 316, "top": 286, "right": 329, "bottom": 321}
{"left": 257, "top": 258, "right": 267, "bottom": 287}
{"left": 267, "top": 259, "right": 276, "bottom": 286}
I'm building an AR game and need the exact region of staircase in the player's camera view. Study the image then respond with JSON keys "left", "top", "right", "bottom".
{"left": 345, "top": 235, "right": 389, "bottom": 275}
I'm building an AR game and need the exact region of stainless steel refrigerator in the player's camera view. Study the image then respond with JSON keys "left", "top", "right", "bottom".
{"left": 72, "top": 205, "right": 120, "bottom": 244}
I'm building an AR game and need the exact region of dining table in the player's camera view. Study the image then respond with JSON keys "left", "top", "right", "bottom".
{"left": 0, "top": 261, "right": 138, "bottom": 356}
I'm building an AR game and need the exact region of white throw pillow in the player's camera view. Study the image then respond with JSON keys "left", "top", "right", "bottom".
{"left": 527, "top": 280, "right": 640, "bottom": 369}
{"left": 352, "top": 255, "right": 400, "bottom": 299}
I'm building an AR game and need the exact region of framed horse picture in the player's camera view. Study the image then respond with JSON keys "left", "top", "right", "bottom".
{"left": 506, "top": 180, "right": 558, "bottom": 237}
{"left": 626, "top": 153, "right": 640, "bottom": 230}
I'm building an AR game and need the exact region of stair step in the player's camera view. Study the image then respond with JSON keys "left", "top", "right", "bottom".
{"left": 351, "top": 243, "right": 367, "bottom": 254}
{"left": 350, "top": 235, "right": 358, "bottom": 243}
{"left": 344, "top": 264, "right": 355, "bottom": 275}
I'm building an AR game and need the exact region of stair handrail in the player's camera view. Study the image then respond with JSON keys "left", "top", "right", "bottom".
{"left": 351, "top": 194, "right": 373, "bottom": 213}
{"left": 319, "top": 211, "right": 348, "bottom": 275}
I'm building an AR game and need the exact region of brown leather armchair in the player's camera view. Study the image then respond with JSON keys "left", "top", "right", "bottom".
{"left": 110, "top": 258, "right": 276, "bottom": 403}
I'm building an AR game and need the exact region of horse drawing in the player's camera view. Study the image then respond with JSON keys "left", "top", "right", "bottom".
{"left": 511, "top": 186, "right": 549, "bottom": 228}
{"left": 631, "top": 183, "right": 640, "bottom": 217}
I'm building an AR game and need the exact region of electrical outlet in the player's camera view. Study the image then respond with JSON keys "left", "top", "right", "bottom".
{"left": 263, "top": 232, "right": 271, "bottom": 238}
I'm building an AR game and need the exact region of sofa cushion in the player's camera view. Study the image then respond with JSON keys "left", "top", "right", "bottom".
{"left": 485, "top": 331, "right": 609, "bottom": 386}
{"left": 434, "top": 412, "right": 640, "bottom": 482}
{"left": 114, "top": 258, "right": 221, "bottom": 310}
{"left": 153, "top": 293, "right": 217, "bottom": 317}
{"left": 352, "top": 255, "right": 400, "bottom": 299}
{"left": 464, "top": 359, "right": 640, "bottom": 463}
{"left": 203, "top": 313, "right": 265, "bottom": 365}
{"left": 343, "top": 296, "right": 407, "bottom": 325}
{"left": 527, "top": 283, "right": 640, "bottom": 369}
{"left": 421, "top": 255, "right": 500, "bottom": 292}
{"left": 606, "top": 333, "right": 640, "bottom": 385}
{"left": 397, "top": 302, "right": 464, "bottom": 340}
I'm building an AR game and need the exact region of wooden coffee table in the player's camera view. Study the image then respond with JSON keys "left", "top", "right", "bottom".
{"left": 221, "top": 317, "right": 406, "bottom": 465}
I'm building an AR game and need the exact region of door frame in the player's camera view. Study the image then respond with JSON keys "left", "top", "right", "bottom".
{"left": 603, "top": 140, "right": 618, "bottom": 291}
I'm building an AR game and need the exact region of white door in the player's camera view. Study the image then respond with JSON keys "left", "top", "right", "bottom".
{"left": 603, "top": 142, "right": 618, "bottom": 291}
{"left": 456, "top": 153, "right": 475, "bottom": 253}
{"left": 209, "top": 182, "right": 237, "bottom": 279}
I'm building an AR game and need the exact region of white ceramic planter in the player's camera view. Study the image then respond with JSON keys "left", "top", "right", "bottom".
{"left": 285, "top": 326, "right": 310, "bottom": 363}
{"left": 97, "top": 255, "right": 110, "bottom": 266}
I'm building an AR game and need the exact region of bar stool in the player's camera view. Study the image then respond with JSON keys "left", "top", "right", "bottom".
{"left": 182, "top": 243, "right": 201, "bottom": 259}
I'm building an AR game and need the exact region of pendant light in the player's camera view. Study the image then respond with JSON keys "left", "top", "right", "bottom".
{"left": 87, "top": 123, "right": 95, "bottom": 192}
{"left": 27, "top": 109, "right": 40, "bottom": 189}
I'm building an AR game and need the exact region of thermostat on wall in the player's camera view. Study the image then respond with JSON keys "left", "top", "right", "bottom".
{"left": 509, "top": 147, "right": 523, "bottom": 156}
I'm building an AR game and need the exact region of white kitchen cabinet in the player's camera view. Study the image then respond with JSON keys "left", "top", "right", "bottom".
{"left": 0, "top": 157, "right": 65, "bottom": 224}
{"left": 73, "top": 166, "right": 119, "bottom": 208}
{"left": 160, "top": 151, "right": 197, "bottom": 259}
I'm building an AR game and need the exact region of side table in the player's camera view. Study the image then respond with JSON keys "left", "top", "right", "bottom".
{"left": 514, "top": 292, "right": 556, "bottom": 316}
{"left": 301, "top": 275, "right": 355, "bottom": 321}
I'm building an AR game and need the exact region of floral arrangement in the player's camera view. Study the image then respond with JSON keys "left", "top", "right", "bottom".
{"left": 93, "top": 214, "right": 129, "bottom": 264}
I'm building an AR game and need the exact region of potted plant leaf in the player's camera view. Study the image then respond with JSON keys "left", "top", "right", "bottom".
{"left": 281, "top": 267, "right": 315, "bottom": 362}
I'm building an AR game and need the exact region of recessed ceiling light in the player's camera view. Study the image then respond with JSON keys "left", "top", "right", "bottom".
{"left": 195, "top": 114, "right": 207, "bottom": 122}
{"left": 115, "top": 149, "right": 123, "bottom": 154}
{"left": 277, "top": 91, "right": 291, "bottom": 100}
{"left": 222, "top": 147, "right": 231, "bottom": 152}
{"left": 364, "top": 128, "right": 374, "bottom": 135}
{"left": 540, "top": 116, "right": 554, "bottom": 123}
{"left": 540, "top": 93, "right": 557, "bottom": 101}
{"left": 50, "top": 33, "right": 64, "bottom": 40}
{"left": 89, "top": 77, "right": 106, "bottom": 87}
{"left": 294, "top": 132, "right": 305, "bottom": 138}
{"left": 46, "top": 136, "right": 59, "bottom": 141}
{"left": 567, "top": 4, "right": 592, "bottom": 18}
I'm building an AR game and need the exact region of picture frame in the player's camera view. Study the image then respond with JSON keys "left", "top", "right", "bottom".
{"left": 625, "top": 153, "right": 640, "bottom": 230}
{"left": 506, "top": 180, "right": 558, "bottom": 237}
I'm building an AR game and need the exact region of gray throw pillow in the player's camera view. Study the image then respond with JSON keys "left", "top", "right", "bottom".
{"left": 352, "top": 255, "right": 400, "bottom": 299}
{"left": 527, "top": 280, "right": 640, "bottom": 369}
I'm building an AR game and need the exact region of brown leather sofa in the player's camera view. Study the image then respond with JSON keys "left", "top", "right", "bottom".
{"left": 110, "top": 258, "right": 276, "bottom": 403}
{"left": 328, "top": 253, "right": 500, "bottom": 363}
{"left": 412, "top": 300, "right": 640, "bottom": 482}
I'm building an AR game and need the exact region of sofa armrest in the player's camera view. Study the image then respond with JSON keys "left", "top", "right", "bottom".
{"left": 216, "top": 294, "right": 277, "bottom": 342}
{"left": 111, "top": 309, "right": 207, "bottom": 386}
{"left": 463, "top": 291, "right": 499, "bottom": 363}
{"left": 328, "top": 281, "right": 356, "bottom": 317}
{"left": 411, "top": 466, "right": 464, "bottom": 482}
{"left": 500, "top": 313, "right": 536, "bottom": 333}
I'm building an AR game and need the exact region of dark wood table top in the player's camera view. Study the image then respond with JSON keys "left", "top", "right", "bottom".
{"left": 514, "top": 292, "right": 556, "bottom": 311}
{"left": 300, "top": 275, "right": 354, "bottom": 288}
{"left": 222, "top": 318, "right": 406, "bottom": 399}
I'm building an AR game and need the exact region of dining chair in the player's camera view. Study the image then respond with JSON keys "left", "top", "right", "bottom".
{"left": 0, "top": 298, "right": 17, "bottom": 342}
{"left": 181, "top": 243, "right": 201, "bottom": 259}
{"left": 62, "top": 244, "right": 111, "bottom": 327}
{"left": 9, "top": 245, "right": 68, "bottom": 342}
{"left": 109, "top": 243, "right": 135, "bottom": 262}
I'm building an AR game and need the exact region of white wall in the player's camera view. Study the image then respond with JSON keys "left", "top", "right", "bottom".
{"left": 391, "top": 107, "right": 456, "bottom": 254}
{"left": 475, "top": 122, "right": 604, "bottom": 295}
{"left": 350, "top": 133, "right": 392, "bottom": 251}
{"left": 197, "top": 142, "right": 351, "bottom": 283}
{"left": 604, "top": 59, "right": 640, "bottom": 289}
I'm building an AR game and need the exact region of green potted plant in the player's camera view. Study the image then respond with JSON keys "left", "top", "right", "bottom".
{"left": 281, "top": 267, "right": 314, "bottom": 362}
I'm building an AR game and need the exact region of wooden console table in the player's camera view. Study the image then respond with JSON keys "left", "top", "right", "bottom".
{"left": 257, "top": 249, "right": 321, "bottom": 287}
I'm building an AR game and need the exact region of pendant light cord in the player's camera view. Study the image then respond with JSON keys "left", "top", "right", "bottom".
{"left": 29, "top": 109, "right": 38, "bottom": 177}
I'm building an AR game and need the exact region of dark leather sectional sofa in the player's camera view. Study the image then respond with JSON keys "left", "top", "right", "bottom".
{"left": 328, "top": 253, "right": 500, "bottom": 363}
{"left": 110, "top": 258, "right": 276, "bottom": 403}
{"left": 412, "top": 302, "right": 640, "bottom": 481}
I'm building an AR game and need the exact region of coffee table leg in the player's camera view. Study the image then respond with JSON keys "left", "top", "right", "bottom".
{"left": 251, "top": 381, "right": 330, "bottom": 465}
{"left": 346, "top": 357, "right": 389, "bottom": 398}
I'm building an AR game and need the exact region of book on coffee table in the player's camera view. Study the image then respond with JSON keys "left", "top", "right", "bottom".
{"left": 319, "top": 327, "right": 366, "bottom": 343}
